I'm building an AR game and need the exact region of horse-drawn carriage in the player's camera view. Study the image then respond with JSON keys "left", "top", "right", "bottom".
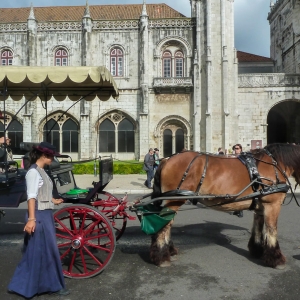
{"left": 1, "top": 66, "right": 300, "bottom": 279}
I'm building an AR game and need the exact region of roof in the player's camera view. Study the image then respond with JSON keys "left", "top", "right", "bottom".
{"left": 0, "top": 4, "right": 185, "bottom": 23}
{"left": 237, "top": 51, "right": 273, "bottom": 63}
{"left": 0, "top": 66, "right": 119, "bottom": 101}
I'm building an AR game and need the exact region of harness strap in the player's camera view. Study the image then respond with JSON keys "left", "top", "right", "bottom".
{"left": 264, "top": 149, "right": 280, "bottom": 184}
{"left": 176, "top": 154, "right": 202, "bottom": 190}
{"left": 195, "top": 154, "right": 208, "bottom": 194}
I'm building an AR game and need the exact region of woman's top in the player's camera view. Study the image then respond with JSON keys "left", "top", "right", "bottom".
{"left": 26, "top": 164, "right": 54, "bottom": 210}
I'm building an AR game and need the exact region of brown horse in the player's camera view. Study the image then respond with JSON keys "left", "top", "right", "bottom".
{"left": 150, "top": 143, "right": 300, "bottom": 269}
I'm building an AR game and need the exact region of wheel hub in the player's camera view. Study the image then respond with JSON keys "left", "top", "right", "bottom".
{"left": 72, "top": 237, "right": 82, "bottom": 249}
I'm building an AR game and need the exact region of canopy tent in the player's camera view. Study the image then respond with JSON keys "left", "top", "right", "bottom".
{"left": 0, "top": 66, "right": 119, "bottom": 101}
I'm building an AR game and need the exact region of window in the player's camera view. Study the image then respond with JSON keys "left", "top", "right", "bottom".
{"left": 1, "top": 50, "right": 13, "bottom": 65}
{"left": 99, "top": 114, "right": 135, "bottom": 153}
{"left": 62, "top": 119, "right": 78, "bottom": 152}
{"left": 43, "top": 119, "right": 60, "bottom": 151}
{"left": 118, "top": 119, "right": 134, "bottom": 152}
{"left": 99, "top": 119, "right": 115, "bottom": 152}
{"left": 110, "top": 48, "right": 123, "bottom": 77}
{"left": 163, "top": 51, "right": 172, "bottom": 77}
{"left": 163, "top": 129, "right": 172, "bottom": 157}
{"left": 175, "top": 51, "right": 184, "bottom": 77}
{"left": 6, "top": 120, "right": 23, "bottom": 155}
{"left": 175, "top": 129, "right": 184, "bottom": 153}
{"left": 55, "top": 49, "right": 68, "bottom": 66}
{"left": 43, "top": 117, "right": 79, "bottom": 153}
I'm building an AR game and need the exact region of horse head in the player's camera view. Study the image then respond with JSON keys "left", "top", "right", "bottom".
{"left": 264, "top": 143, "right": 300, "bottom": 185}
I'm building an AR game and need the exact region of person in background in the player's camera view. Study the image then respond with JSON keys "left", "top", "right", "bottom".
{"left": 8, "top": 142, "right": 70, "bottom": 298}
{"left": 143, "top": 148, "right": 154, "bottom": 189}
{"left": 218, "top": 147, "right": 224, "bottom": 155}
{"left": 153, "top": 148, "right": 160, "bottom": 174}
{"left": 232, "top": 143, "right": 242, "bottom": 155}
{"left": 232, "top": 143, "right": 243, "bottom": 217}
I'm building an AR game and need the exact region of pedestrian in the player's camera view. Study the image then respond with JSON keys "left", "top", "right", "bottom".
{"left": 232, "top": 143, "right": 243, "bottom": 217}
{"left": 217, "top": 147, "right": 224, "bottom": 155}
{"left": 153, "top": 147, "right": 160, "bottom": 174}
{"left": 232, "top": 143, "right": 242, "bottom": 155}
{"left": 8, "top": 141, "right": 70, "bottom": 298}
{"left": 143, "top": 148, "right": 154, "bottom": 189}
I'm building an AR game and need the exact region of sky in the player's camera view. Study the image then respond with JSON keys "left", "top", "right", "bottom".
{"left": 2, "top": 0, "right": 271, "bottom": 57}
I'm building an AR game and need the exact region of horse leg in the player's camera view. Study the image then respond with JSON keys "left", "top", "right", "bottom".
{"left": 150, "top": 219, "right": 177, "bottom": 267}
{"left": 248, "top": 212, "right": 264, "bottom": 258}
{"left": 263, "top": 202, "right": 286, "bottom": 269}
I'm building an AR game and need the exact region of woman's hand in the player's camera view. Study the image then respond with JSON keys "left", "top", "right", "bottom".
{"left": 52, "top": 198, "right": 64, "bottom": 205}
{"left": 24, "top": 219, "right": 36, "bottom": 235}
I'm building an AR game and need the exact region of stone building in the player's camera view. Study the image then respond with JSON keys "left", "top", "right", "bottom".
{"left": 0, "top": 0, "right": 300, "bottom": 160}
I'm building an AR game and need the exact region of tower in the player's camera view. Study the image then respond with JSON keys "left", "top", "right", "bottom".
{"left": 191, "top": 0, "right": 237, "bottom": 152}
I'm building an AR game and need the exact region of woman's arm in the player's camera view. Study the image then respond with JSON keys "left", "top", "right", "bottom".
{"left": 24, "top": 198, "right": 36, "bottom": 234}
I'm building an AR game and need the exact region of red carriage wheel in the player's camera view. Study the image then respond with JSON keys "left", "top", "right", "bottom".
{"left": 54, "top": 204, "right": 116, "bottom": 279}
{"left": 91, "top": 191, "right": 127, "bottom": 241}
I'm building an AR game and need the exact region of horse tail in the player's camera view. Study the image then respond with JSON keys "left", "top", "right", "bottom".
{"left": 152, "top": 158, "right": 168, "bottom": 205}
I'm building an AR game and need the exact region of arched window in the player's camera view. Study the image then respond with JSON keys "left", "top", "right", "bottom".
{"left": 1, "top": 50, "right": 13, "bottom": 65}
{"left": 62, "top": 119, "right": 78, "bottom": 152}
{"left": 99, "top": 119, "right": 115, "bottom": 152}
{"left": 55, "top": 48, "right": 68, "bottom": 66}
{"left": 110, "top": 48, "right": 123, "bottom": 77}
{"left": 175, "top": 129, "right": 184, "bottom": 153}
{"left": 43, "top": 119, "right": 60, "bottom": 151}
{"left": 163, "top": 51, "right": 172, "bottom": 77}
{"left": 7, "top": 120, "right": 23, "bottom": 155}
{"left": 175, "top": 51, "right": 184, "bottom": 77}
{"left": 163, "top": 129, "right": 172, "bottom": 157}
{"left": 118, "top": 119, "right": 134, "bottom": 152}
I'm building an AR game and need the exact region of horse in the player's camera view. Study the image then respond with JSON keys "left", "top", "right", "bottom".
{"left": 149, "top": 143, "right": 300, "bottom": 269}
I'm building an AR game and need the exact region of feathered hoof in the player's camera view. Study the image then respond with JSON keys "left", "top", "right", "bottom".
{"left": 159, "top": 261, "right": 171, "bottom": 267}
{"left": 275, "top": 264, "right": 286, "bottom": 270}
{"left": 170, "top": 255, "right": 178, "bottom": 262}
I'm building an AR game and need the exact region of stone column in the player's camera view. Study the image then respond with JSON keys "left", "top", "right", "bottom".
{"left": 139, "top": 1, "right": 150, "bottom": 159}
{"left": 27, "top": 4, "right": 37, "bottom": 66}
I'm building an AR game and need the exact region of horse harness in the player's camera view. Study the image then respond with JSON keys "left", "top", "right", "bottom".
{"left": 158, "top": 150, "right": 291, "bottom": 210}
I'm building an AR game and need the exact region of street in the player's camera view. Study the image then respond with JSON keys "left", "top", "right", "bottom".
{"left": 1, "top": 194, "right": 300, "bottom": 300}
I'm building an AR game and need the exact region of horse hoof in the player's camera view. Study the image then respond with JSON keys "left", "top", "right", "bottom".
{"left": 159, "top": 261, "right": 171, "bottom": 267}
{"left": 170, "top": 255, "right": 178, "bottom": 262}
{"left": 275, "top": 264, "right": 286, "bottom": 270}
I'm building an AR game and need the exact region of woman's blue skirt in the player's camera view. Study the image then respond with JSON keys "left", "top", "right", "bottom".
{"left": 8, "top": 209, "right": 65, "bottom": 298}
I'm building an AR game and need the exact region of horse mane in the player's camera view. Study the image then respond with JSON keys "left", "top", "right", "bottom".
{"left": 263, "top": 143, "right": 300, "bottom": 169}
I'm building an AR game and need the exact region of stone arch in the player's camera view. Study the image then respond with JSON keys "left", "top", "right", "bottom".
{"left": 96, "top": 109, "right": 137, "bottom": 131}
{"left": 154, "top": 36, "right": 192, "bottom": 58}
{"left": 154, "top": 115, "right": 192, "bottom": 155}
{"left": 267, "top": 99, "right": 300, "bottom": 144}
{"left": 39, "top": 111, "right": 79, "bottom": 132}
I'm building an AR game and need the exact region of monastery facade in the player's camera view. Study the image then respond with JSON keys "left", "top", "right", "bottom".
{"left": 0, "top": 0, "right": 300, "bottom": 160}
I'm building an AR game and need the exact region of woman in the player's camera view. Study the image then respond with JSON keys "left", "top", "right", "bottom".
{"left": 8, "top": 142, "right": 70, "bottom": 298}
{"left": 232, "top": 143, "right": 243, "bottom": 217}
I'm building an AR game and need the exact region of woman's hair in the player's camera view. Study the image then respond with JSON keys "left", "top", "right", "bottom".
{"left": 29, "top": 149, "right": 44, "bottom": 164}
{"left": 232, "top": 143, "right": 243, "bottom": 151}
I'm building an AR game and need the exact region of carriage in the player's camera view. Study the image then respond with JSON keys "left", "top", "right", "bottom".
{"left": 1, "top": 66, "right": 300, "bottom": 279}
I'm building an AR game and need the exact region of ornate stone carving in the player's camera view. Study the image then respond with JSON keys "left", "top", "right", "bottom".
{"left": 153, "top": 77, "right": 193, "bottom": 88}
{"left": 0, "top": 23, "right": 27, "bottom": 32}
{"left": 37, "top": 22, "right": 82, "bottom": 31}
{"left": 238, "top": 74, "right": 300, "bottom": 87}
